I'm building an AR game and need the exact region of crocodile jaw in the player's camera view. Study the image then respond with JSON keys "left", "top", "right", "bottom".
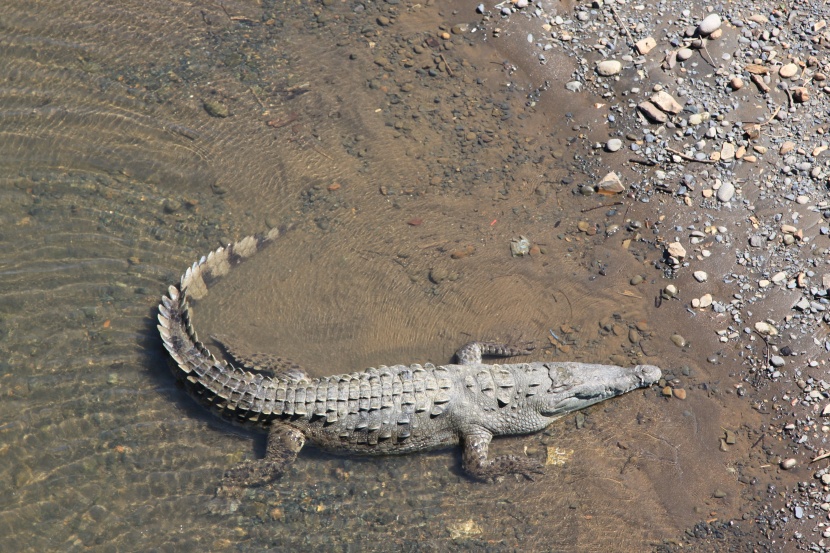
{"left": 539, "top": 363, "right": 661, "bottom": 418}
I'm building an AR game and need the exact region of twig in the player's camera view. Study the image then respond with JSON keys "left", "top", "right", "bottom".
{"left": 440, "top": 53, "right": 454, "bottom": 77}
{"left": 609, "top": 5, "right": 636, "bottom": 53}
{"left": 249, "top": 87, "right": 266, "bottom": 110}
{"left": 581, "top": 201, "right": 623, "bottom": 213}
{"left": 700, "top": 41, "right": 717, "bottom": 68}
{"left": 812, "top": 450, "right": 830, "bottom": 463}
{"left": 665, "top": 147, "right": 717, "bottom": 164}
{"left": 750, "top": 74, "right": 771, "bottom": 94}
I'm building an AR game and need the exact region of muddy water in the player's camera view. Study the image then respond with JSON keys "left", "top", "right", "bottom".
{"left": 0, "top": 1, "right": 762, "bottom": 551}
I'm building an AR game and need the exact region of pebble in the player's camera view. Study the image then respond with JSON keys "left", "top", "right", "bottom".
{"left": 729, "top": 77, "right": 744, "bottom": 90}
{"left": 770, "top": 355, "right": 785, "bottom": 368}
{"left": 716, "top": 181, "right": 735, "bottom": 202}
{"left": 674, "top": 388, "right": 687, "bottom": 400}
{"left": 667, "top": 242, "right": 687, "bottom": 259}
{"left": 698, "top": 293, "right": 713, "bottom": 308}
{"left": 720, "top": 143, "right": 736, "bottom": 161}
{"left": 597, "top": 171, "right": 625, "bottom": 194}
{"left": 635, "top": 37, "right": 657, "bottom": 55}
{"left": 565, "top": 81, "right": 583, "bottom": 92}
{"left": 671, "top": 334, "right": 687, "bottom": 348}
{"left": 638, "top": 101, "right": 667, "bottom": 123}
{"left": 677, "top": 48, "right": 693, "bottom": 61}
{"left": 596, "top": 60, "right": 622, "bottom": 76}
{"left": 779, "top": 63, "right": 798, "bottom": 79}
{"left": 781, "top": 458, "right": 797, "bottom": 470}
{"left": 650, "top": 91, "right": 682, "bottom": 114}
{"left": 693, "top": 271, "right": 708, "bottom": 282}
{"left": 697, "top": 14, "right": 722, "bottom": 36}
{"left": 605, "top": 138, "right": 622, "bottom": 152}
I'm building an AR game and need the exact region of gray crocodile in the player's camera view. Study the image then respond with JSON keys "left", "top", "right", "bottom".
{"left": 158, "top": 228, "right": 661, "bottom": 485}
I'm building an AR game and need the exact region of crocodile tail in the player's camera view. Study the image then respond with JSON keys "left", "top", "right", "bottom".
{"left": 157, "top": 228, "right": 291, "bottom": 424}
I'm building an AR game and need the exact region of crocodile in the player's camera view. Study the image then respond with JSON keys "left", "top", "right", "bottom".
{"left": 157, "top": 228, "right": 662, "bottom": 485}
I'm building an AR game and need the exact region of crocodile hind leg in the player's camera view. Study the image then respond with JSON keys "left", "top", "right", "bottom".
{"left": 454, "top": 341, "right": 535, "bottom": 365}
{"left": 223, "top": 424, "right": 306, "bottom": 487}
{"left": 461, "top": 429, "right": 545, "bottom": 481}
{"left": 212, "top": 333, "right": 308, "bottom": 381}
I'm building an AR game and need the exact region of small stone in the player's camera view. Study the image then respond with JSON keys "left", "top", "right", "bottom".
{"left": 793, "top": 87, "right": 809, "bottom": 103}
{"left": 677, "top": 48, "right": 693, "bottom": 61}
{"left": 565, "top": 81, "right": 583, "bottom": 92}
{"left": 596, "top": 60, "right": 622, "bottom": 76}
{"left": 698, "top": 14, "right": 722, "bottom": 36}
{"left": 638, "top": 102, "right": 667, "bottom": 123}
{"left": 650, "top": 91, "right": 683, "bottom": 114}
{"left": 597, "top": 171, "right": 625, "bottom": 195}
{"left": 693, "top": 271, "right": 708, "bottom": 282}
{"left": 698, "top": 293, "right": 712, "bottom": 308}
{"left": 674, "top": 388, "right": 687, "bottom": 400}
{"left": 635, "top": 37, "right": 657, "bottom": 55}
{"left": 713, "top": 489, "right": 727, "bottom": 499}
{"left": 771, "top": 271, "right": 788, "bottom": 284}
{"left": 605, "top": 138, "right": 623, "bottom": 152}
{"left": 716, "top": 181, "right": 735, "bottom": 202}
{"left": 781, "top": 458, "right": 797, "bottom": 470}
{"left": 770, "top": 355, "right": 785, "bottom": 367}
{"left": 671, "top": 334, "right": 686, "bottom": 348}
{"left": 779, "top": 141, "right": 795, "bottom": 155}
{"left": 720, "top": 143, "right": 736, "bottom": 161}
{"left": 779, "top": 63, "right": 798, "bottom": 79}
{"left": 630, "top": 274, "right": 644, "bottom": 286}
{"left": 729, "top": 77, "right": 744, "bottom": 90}
{"left": 429, "top": 267, "right": 448, "bottom": 284}
{"left": 662, "top": 386, "right": 673, "bottom": 397}
{"left": 203, "top": 100, "right": 229, "bottom": 118}
{"left": 664, "top": 284, "right": 678, "bottom": 297}
{"left": 667, "top": 242, "right": 686, "bottom": 259}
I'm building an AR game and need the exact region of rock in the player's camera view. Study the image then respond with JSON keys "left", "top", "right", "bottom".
{"left": 667, "top": 242, "right": 687, "bottom": 259}
{"left": 671, "top": 334, "right": 686, "bottom": 348}
{"left": 693, "top": 271, "right": 708, "bottom": 282}
{"left": 429, "top": 267, "right": 448, "bottom": 284}
{"left": 698, "top": 293, "right": 713, "bottom": 308}
{"left": 677, "top": 48, "right": 693, "bottom": 61}
{"left": 203, "top": 100, "right": 229, "bottom": 118}
{"left": 597, "top": 171, "right": 625, "bottom": 195}
{"left": 650, "top": 91, "right": 683, "bottom": 114}
{"left": 638, "top": 101, "right": 668, "bottom": 123}
{"left": 674, "top": 388, "right": 687, "bottom": 400}
{"left": 605, "top": 138, "right": 622, "bottom": 152}
{"left": 730, "top": 77, "right": 744, "bottom": 90}
{"left": 771, "top": 271, "right": 788, "bottom": 284}
{"left": 720, "top": 143, "right": 736, "bottom": 161}
{"left": 662, "top": 386, "right": 673, "bottom": 397}
{"left": 793, "top": 87, "right": 809, "bottom": 103}
{"left": 635, "top": 37, "right": 657, "bottom": 55}
{"left": 779, "top": 63, "right": 798, "bottom": 78}
{"left": 565, "top": 81, "right": 583, "bottom": 92}
{"left": 716, "top": 181, "right": 735, "bottom": 202}
{"left": 779, "top": 141, "right": 795, "bottom": 155}
{"left": 596, "top": 60, "right": 622, "bottom": 76}
{"left": 698, "top": 13, "right": 722, "bottom": 36}
{"left": 770, "top": 355, "right": 785, "bottom": 367}
{"left": 781, "top": 458, "right": 797, "bottom": 470}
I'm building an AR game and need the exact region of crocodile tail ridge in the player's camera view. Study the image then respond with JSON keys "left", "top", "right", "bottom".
{"left": 157, "top": 228, "right": 295, "bottom": 425}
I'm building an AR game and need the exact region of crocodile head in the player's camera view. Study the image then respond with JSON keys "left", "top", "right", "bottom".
{"left": 538, "top": 363, "right": 661, "bottom": 418}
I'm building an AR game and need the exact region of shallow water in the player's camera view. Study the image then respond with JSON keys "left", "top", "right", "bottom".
{"left": 0, "top": 1, "right": 759, "bottom": 551}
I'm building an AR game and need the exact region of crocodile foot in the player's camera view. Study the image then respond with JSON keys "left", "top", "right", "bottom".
{"left": 461, "top": 429, "right": 545, "bottom": 481}
{"left": 454, "top": 341, "right": 536, "bottom": 366}
{"left": 222, "top": 424, "right": 306, "bottom": 487}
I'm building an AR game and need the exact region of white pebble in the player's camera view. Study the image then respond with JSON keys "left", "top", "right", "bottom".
{"left": 693, "top": 271, "right": 708, "bottom": 282}
{"left": 596, "top": 60, "right": 622, "bottom": 76}
{"left": 606, "top": 138, "right": 622, "bottom": 152}
{"left": 698, "top": 13, "right": 722, "bottom": 35}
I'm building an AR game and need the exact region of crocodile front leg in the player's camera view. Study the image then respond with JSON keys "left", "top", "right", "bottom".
{"left": 224, "top": 424, "right": 306, "bottom": 486}
{"left": 461, "top": 429, "right": 544, "bottom": 481}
